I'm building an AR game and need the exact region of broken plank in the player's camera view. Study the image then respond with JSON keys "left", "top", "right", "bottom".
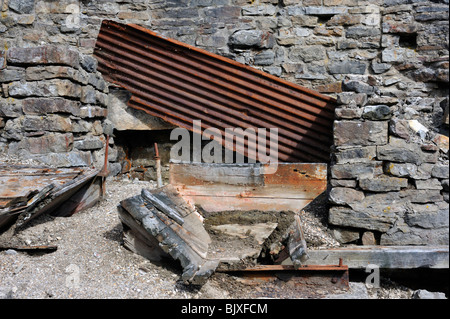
{"left": 287, "top": 245, "right": 449, "bottom": 269}
{"left": 181, "top": 195, "right": 312, "bottom": 213}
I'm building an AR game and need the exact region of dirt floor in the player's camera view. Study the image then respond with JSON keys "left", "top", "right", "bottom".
{"left": 0, "top": 173, "right": 426, "bottom": 300}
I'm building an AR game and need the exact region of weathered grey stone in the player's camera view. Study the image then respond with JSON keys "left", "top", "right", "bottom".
{"left": 0, "top": 98, "right": 23, "bottom": 117}
{"left": 334, "top": 108, "right": 363, "bottom": 119}
{"left": 362, "top": 105, "right": 392, "bottom": 120}
{"left": 22, "top": 98, "right": 80, "bottom": 116}
{"left": 78, "top": 106, "right": 107, "bottom": 119}
{"left": 242, "top": 5, "right": 277, "bottom": 16}
{"left": 329, "top": 61, "right": 367, "bottom": 74}
{"left": 304, "top": 6, "right": 347, "bottom": 16}
{"left": 359, "top": 176, "right": 408, "bottom": 192}
{"left": 380, "top": 226, "right": 449, "bottom": 245}
{"left": 330, "top": 162, "right": 383, "bottom": 179}
{"left": 331, "top": 227, "right": 360, "bottom": 244}
{"left": 346, "top": 26, "right": 380, "bottom": 38}
{"left": 88, "top": 73, "right": 108, "bottom": 92}
{"left": 342, "top": 80, "right": 375, "bottom": 94}
{"left": 336, "top": 92, "right": 367, "bottom": 106}
{"left": 431, "top": 165, "right": 449, "bottom": 179}
{"left": 377, "top": 139, "right": 423, "bottom": 165}
{"left": 412, "top": 290, "right": 447, "bottom": 300}
{"left": 9, "top": 0, "right": 35, "bottom": 14}
{"left": 74, "top": 137, "right": 104, "bottom": 150}
{"left": 335, "top": 146, "right": 377, "bottom": 164}
{"left": 23, "top": 115, "right": 72, "bottom": 132}
{"left": 330, "top": 179, "right": 357, "bottom": 188}
{"left": 371, "top": 61, "right": 392, "bottom": 74}
{"left": 80, "top": 55, "right": 98, "bottom": 73}
{"left": 406, "top": 206, "right": 448, "bottom": 229}
{"left": 10, "top": 133, "right": 73, "bottom": 155}
{"left": 7, "top": 46, "right": 80, "bottom": 69}
{"left": 334, "top": 121, "right": 388, "bottom": 147}
{"left": 0, "top": 67, "right": 25, "bottom": 83}
{"left": 80, "top": 85, "right": 97, "bottom": 104}
{"left": 384, "top": 162, "right": 418, "bottom": 177}
{"left": 229, "top": 30, "right": 274, "bottom": 49}
{"left": 8, "top": 79, "right": 81, "bottom": 98}
{"left": 399, "top": 189, "right": 443, "bottom": 204}
{"left": 25, "top": 66, "right": 87, "bottom": 84}
{"left": 414, "top": 178, "right": 443, "bottom": 190}
{"left": 329, "top": 187, "right": 365, "bottom": 206}
{"left": 254, "top": 50, "right": 275, "bottom": 66}
{"left": 329, "top": 206, "right": 397, "bottom": 232}
{"left": 289, "top": 46, "right": 326, "bottom": 62}
{"left": 29, "top": 151, "right": 92, "bottom": 167}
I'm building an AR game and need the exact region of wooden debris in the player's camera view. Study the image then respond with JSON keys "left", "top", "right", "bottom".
{"left": 118, "top": 185, "right": 218, "bottom": 285}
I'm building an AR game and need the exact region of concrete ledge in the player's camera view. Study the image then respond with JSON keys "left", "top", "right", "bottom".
{"left": 289, "top": 245, "right": 449, "bottom": 269}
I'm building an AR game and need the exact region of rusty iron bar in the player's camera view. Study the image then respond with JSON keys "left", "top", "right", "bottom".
{"left": 154, "top": 143, "right": 163, "bottom": 188}
{"left": 94, "top": 20, "right": 337, "bottom": 163}
{"left": 218, "top": 258, "right": 349, "bottom": 289}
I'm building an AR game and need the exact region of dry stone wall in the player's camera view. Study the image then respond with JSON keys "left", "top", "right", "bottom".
{"left": 0, "top": 0, "right": 448, "bottom": 245}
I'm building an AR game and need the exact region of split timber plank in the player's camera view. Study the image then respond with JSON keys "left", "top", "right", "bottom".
{"left": 292, "top": 246, "right": 449, "bottom": 269}
{"left": 170, "top": 162, "right": 327, "bottom": 213}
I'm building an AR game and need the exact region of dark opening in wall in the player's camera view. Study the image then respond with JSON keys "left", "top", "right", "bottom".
{"left": 113, "top": 129, "right": 252, "bottom": 181}
{"left": 399, "top": 33, "right": 418, "bottom": 49}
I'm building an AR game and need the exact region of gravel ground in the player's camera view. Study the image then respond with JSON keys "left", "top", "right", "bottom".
{"left": 0, "top": 167, "right": 420, "bottom": 299}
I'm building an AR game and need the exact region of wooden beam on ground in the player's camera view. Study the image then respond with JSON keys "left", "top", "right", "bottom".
{"left": 283, "top": 245, "right": 449, "bottom": 269}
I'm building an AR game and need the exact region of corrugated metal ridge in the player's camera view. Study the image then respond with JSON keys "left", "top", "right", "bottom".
{"left": 94, "top": 20, "right": 337, "bottom": 162}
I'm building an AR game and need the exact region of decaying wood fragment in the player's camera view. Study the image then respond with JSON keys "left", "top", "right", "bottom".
{"left": 118, "top": 185, "right": 218, "bottom": 285}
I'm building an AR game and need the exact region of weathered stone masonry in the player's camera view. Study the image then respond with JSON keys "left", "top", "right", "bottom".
{"left": 0, "top": 0, "right": 448, "bottom": 246}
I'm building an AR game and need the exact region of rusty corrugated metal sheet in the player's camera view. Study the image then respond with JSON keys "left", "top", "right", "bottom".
{"left": 94, "top": 20, "right": 337, "bottom": 162}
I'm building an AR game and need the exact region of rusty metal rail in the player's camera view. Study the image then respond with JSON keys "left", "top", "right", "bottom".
{"left": 218, "top": 259, "right": 349, "bottom": 290}
{"left": 94, "top": 20, "right": 337, "bottom": 162}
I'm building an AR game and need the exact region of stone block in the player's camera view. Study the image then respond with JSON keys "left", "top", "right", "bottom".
{"left": 342, "top": 80, "right": 374, "bottom": 94}
{"left": 304, "top": 6, "right": 347, "bottom": 16}
{"left": 335, "top": 146, "right": 377, "bottom": 164}
{"left": 330, "top": 227, "right": 360, "bottom": 244}
{"left": 254, "top": 50, "right": 275, "bottom": 66}
{"left": 377, "top": 139, "right": 423, "bottom": 165}
{"left": 328, "top": 61, "right": 367, "bottom": 74}
{"left": 242, "top": 5, "right": 277, "bottom": 16}
{"left": 330, "top": 179, "right": 357, "bottom": 188}
{"left": 80, "top": 85, "right": 97, "bottom": 104}
{"left": 336, "top": 92, "right": 367, "bottom": 106}
{"left": 288, "top": 45, "right": 326, "bottom": 62}
{"left": 361, "top": 231, "right": 377, "bottom": 245}
{"left": 329, "top": 187, "right": 365, "bottom": 205}
{"left": 22, "top": 98, "right": 80, "bottom": 116}
{"left": 406, "top": 205, "right": 448, "bottom": 229}
{"left": 13, "top": 133, "right": 74, "bottom": 155}
{"left": 414, "top": 179, "right": 443, "bottom": 190}
{"left": 431, "top": 165, "right": 449, "bottom": 179}
{"left": 359, "top": 176, "right": 408, "bottom": 192}
{"left": 362, "top": 105, "right": 392, "bottom": 120}
{"left": 329, "top": 206, "right": 397, "bottom": 232}
{"left": 0, "top": 67, "right": 25, "bottom": 83}
{"left": 346, "top": 26, "right": 380, "bottom": 39}
{"left": 8, "top": 79, "right": 81, "bottom": 98}
{"left": 23, "top": 115, "right": 72, "bottom": 132}
{"left": 330, "top": 162, "right": 383, "bottom": 179}
{"left": 74, "top": 137, "right": 104, "bottom": 150}
{"left": 0, "top": 98, "right": 23, "bottom": 117}
{"left": 334, "top": 120, "right": 388, "bottom": 147}
{"left": 371, "top": 61, "right": 392, "bottom": 74}
{"left": 80, "top": 55, "right": 98, "bottom": 73}
{"left": 8, "top": 0, "right": 35, "bottom": 14}
{"left": 7, "top": 46, "right": 80, "bottom": 69}
{"left": 384, "top": 162, "right": 417, "bottom": 177}
{"left": 229, "top": 30, "right": 274, "bottom": 49}
{"left": 29, "top": 151, "right": 92, "bottom": 167}
{"left": 399, "top": 189, "right": 444, "bottom": 204}
{"left": 380, "top": 226, "right": 449, "bottom": 246}
{"left": 334, "top": 106, "right": 362, "bottom": 119}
